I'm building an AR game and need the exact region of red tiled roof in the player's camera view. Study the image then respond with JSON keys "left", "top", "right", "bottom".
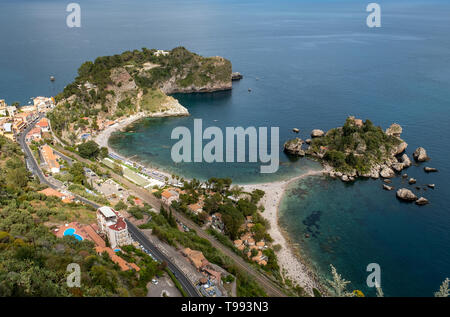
{"left": 109, "top": 216, "right": 127, "bottom": 231}
{"left": 36, "top": 118, "right": 49, "bottom": 128}
{"left": 39, "top": 187, "right": 64, "bottom": 199}
{"left": 95, "top": 247, "right": 139, "bottom": 271}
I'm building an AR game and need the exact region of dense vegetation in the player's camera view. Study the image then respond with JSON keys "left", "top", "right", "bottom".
{"left": 48, "top": 47, "right": 231, "bottom": 143}
{"left": 0, "top": 135, "right": 158, "bottom": 296}
{"left": 140, "top": 207, "right": 267, "bottom": 297}
{"left": 307, "top": 118, "right": 401, "bottom": 174}
{"left": 168, "top": 177, "right": 281, "bottom": 283}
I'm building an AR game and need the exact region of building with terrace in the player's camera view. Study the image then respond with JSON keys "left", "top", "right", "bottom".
{"left": 97, "top": 206, "right": 131, "bottom": 249}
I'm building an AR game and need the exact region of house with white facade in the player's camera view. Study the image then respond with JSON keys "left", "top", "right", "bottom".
{"left": 97, "top": 206, "right": 131, "bottom": 249}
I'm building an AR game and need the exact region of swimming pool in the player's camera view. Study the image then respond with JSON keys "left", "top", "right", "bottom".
{"left": 63, "top": 228, "right": 83, "bottom": 241}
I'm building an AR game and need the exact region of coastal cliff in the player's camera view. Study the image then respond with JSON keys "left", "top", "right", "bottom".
{"left": 48, "top": 47, "right": 232, "bottom": 144}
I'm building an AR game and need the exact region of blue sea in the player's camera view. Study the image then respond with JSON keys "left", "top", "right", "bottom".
{"left": 1, "top": 0, "right": 449, "bottom": 296}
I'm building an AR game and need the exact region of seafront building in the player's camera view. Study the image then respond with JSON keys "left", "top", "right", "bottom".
{"left": 6, "top": 105, "right": 17, "bottom": 117}
{"left": 20, "top": 105, "right": 37, "bottom": 113}
{"left": 0, "top": 100, "right": 7, "bottom": 116}
{"left": 96, "top": 206, "right": 131, "bottom": 249}
{"left": 33, "top": 96, "right": 55, "bottom": 113}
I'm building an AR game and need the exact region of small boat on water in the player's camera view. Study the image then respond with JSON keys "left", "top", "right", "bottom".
{"left": 50, "top": 76, "right": 55, "bottom": 82}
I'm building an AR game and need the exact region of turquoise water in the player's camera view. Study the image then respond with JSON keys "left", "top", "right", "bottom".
{"left": 1, "top": 0, "right": 449, "bottom": 296}
{"left": 280, "top": 175, "right": 449, "bottom": 297}
{"left": 63, "top": 228, "right": 83, "bottom": 241}
{"left": 109, "top": 94, "right": 322, "bottom": 183}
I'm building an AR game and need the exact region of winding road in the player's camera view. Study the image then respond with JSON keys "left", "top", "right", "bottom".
{"left": 54, "top": 147, "right": 288, "bottom": 297}
{"left": 17, "top": 115, "right": 200, "bottom": 297}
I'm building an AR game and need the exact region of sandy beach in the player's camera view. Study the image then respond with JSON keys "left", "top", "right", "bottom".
{"left": 95, "top": 112, "right": 146, "bottom": 149}
{"left": 94, "top": 112, "right": 176, "bottom": 181}
{"left": 95, "top": 112, "right": 325, "bottom": 294}
{"left": 241, "top": 169, "right": 325, "bottom": 294}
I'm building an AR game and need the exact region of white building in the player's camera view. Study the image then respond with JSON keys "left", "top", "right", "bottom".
{"left": 154, "top": 50, "right": 169, "bottom": 57}
{"left": 0, "top": 100, "right": 7, "bottom": 116}
{"left": 33, "top": 96, "right": 55, "bottom": 113}
{"left": 3, "top": 123, "right": 12, "bottom": 133}
{"left": 97, "top": 206, "right": 131, "bottom": 249}
{"left": 6, "top": 106, "right": 17, "bottom": 117}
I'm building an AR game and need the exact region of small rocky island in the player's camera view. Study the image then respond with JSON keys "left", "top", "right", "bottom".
{"left": 284, "top": 116, "right": 437, "bottom": 205}
{"left": 285, "top": 116, "right": 408, "bottom": 181}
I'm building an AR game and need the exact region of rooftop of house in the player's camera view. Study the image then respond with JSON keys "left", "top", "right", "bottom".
{"left": 182, "top": 248, "right": 209, "bottom": 269}
{"left": 95, "top": 246, "right": 140, "bottom": 271}
{"left": 98, "top": 206, "right": 117, "bottom": 218}
{"left": 39, "top": 187, "right": 66, "bottom": 199}
{"left": 36, "top": 118, "right": 49, "bottom": 128}
{"left": 82, "top": 224, "right": 106, "bottom": 248}
{"left": 108, "top": 216, "right": 127, "bottom": 231}
{"left": 161, "top": 190, "right": 174, "bottom": 199}
{"left": 188, "top": 203, "right": 202, "bottom": 212}
{"left": 203, "top": 267, "right": 222, "bottom": 282}
{"left": 41, "top": 144, "right": 60, "bottom": 170}
{"left": 27, "top": 127, "right": 41, "bottom": 138}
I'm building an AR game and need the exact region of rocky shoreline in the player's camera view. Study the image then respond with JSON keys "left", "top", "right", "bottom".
{"left": 284, "top": 117, "right": 438, "bottom": 206}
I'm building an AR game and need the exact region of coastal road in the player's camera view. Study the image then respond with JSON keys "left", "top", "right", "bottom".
{"left": 54, "top": 147, "right": 287, "bottom": 297}
{"left": 18, "top": 116, "right": 103, "bottom": 207}
{"left": 125, "top": 220, "right": 200, "bottom": 297}
{"left": 18, "top": 116, "right": 200, "bottom": 297}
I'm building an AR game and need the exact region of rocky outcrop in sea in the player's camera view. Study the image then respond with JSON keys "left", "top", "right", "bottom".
{"left": 283, "top": 138, "right": 305, "bottom": 156}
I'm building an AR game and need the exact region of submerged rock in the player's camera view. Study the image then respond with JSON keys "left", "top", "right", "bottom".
{"left": 292, "top": 128, "right": 300, "bottom": 133}
{"left": 413, "top": 147, "right": 429, "bottom": 162}
{"left": 424, "top": 166, "right": 438, "bottom": 173}
{"left": 383, "top": 184, "right": 394, "bottom": 191}
{"left": 396, "top": 188, "right": 418, "bottom": 201}
{"left": 415, "top": 197, "right": 429, "bottom": 205}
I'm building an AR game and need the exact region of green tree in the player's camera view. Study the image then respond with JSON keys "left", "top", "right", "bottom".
{"left": 78, "top": 141, "right": 100, "bottom": 159}
{"left": 99, "top": 147, "right": 109, "bottom": 159}
{"left": 114, "top": 200, "right": 127, "bottom": 211}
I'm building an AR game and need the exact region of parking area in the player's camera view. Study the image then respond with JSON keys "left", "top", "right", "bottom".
{"left": 147, "top": 275, "right": 182, "bottom": 297}
{"left": 89, "top": 176, "right": 131, "bottom": 205}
